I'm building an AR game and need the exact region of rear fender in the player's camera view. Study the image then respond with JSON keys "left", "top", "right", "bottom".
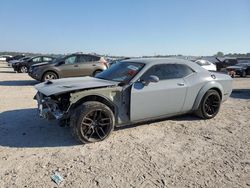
{"left": 192, "top": 81, "right": 223, "bottom": 111}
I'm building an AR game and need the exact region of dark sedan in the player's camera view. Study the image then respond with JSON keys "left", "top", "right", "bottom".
{"left": 226, "top": 60, "right": 250, "bottom": 77}
{"left": 12, "top": 56, "right": 55, "bottom": 73}
{"left": 6, "top": 54, "right": 25, "bottom": 62}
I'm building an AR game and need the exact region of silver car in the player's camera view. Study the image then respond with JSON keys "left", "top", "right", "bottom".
{"left": 34, "top": 58, "right": 233, "bottom": 144}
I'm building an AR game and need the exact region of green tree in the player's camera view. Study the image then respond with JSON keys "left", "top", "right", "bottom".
{"left": 215, "top": 51, "right": 224, "bottom": 57}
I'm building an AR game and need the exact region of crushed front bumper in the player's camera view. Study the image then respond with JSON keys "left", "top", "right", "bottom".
{"left": 35, "top": 92, "right": 64, "bottom": 120}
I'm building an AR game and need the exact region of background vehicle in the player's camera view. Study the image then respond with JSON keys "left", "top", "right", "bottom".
{"left": 8, "top": 56, "right": 31, "bottom": 67}
{"left": 6, "top": 54, "right": 25, "bottom": 62}
{"left": 195, "top": 59, "right": 217, "bottom": 71}
{"left": 34, "top": 58, "right": 232, "bottom": 144}
{"left": 215, "top": 57, "right": 238, "bottom": 71}
{"left": 226, "top": 59, "right": 250, "bottom": 77}
{"left": 12, "top": 55, "right": 54, "bottom": 73}
{"left": 29, "top": 53, "right": 108, "bottom": 82}
{"left": 0, "top": 55, "right": 12, "bottom": 61}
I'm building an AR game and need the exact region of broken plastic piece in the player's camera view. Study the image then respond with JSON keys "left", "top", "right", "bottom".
{"left": 51, "top": 172, "right": 63, "bottom": 185}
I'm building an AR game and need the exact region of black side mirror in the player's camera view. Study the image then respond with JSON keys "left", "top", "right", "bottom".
{"left": 141, "top": 75, "right": 159, "bottom": 86}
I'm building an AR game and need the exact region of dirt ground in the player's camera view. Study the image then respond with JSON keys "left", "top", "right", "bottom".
{"left": 0, "top": 61, "right": 250, "bottom": 188}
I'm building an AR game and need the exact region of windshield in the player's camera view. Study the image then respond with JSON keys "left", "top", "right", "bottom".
{"left": 21, "top": 57, "right": 31, "bottom": 61}
{"left": 96, "top": 61, "right": 144, "bottom": 83}
{"left": 53, "top": 55, "right": 65, "bottom": 63}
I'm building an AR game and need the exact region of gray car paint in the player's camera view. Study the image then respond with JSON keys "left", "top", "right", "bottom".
{"left": 35, "top": 76, "right": 118, "bottom": 96}
{"left": 34, "top": 58, "right": 233, "bottom": 126}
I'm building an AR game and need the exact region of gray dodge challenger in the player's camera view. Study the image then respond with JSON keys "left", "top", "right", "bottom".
{"left": 34, "top": 58, "right": 233, "bottom": 144}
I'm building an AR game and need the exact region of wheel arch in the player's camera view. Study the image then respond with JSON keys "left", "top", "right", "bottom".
{"left": 192, "top": 82, "right": 223, "bottom": 111}
{"left": 93, "top": 69, "right": 103, "bottom": 76}
{"left": 69, "top": 94, "right": 118, "bottom": 118}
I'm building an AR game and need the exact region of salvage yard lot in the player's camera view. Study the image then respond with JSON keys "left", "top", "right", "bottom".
{"left": 0, "top": 61, "right": 250, "bottom": 187}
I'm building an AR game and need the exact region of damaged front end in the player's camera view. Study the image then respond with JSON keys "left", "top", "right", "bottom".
{"left": 35, "top": 92, "right": 69, "bottom": 120}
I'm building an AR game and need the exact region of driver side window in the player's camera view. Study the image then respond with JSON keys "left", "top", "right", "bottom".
{"left": 65, "top": 56, "right": 77, "bottom": 64}
{"left": 141, "top": 64, "right": 193, "bottom": 81}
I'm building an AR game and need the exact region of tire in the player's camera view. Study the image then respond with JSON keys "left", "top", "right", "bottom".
{"left": 93, "top": 70, "right": 102, "bottom": 77}
{"left": 70, "top": 101, "right": 115, "bottom": 144}
{"left": 42, "top": 71, "right": 58, "bottom": 82}
{"left": 240, "top": 70, "right": 246, "bottom": 78}
{"left": 195, "top": 89, "right": 221, "bottom": 119}
{"left": 20, "top": 66, "right": 28, "bottom": 73}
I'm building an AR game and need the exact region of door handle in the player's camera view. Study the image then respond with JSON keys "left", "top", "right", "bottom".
{"left": 177, "top": 83, "right": 185, "bottom": 86}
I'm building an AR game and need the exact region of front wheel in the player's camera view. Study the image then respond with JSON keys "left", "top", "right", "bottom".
{"left": 241, "top": 70, "right": 246, "bottom": 77}
{"left": 70, "top": 101, "right": 115, "bottom": 144}
{"left": 20, "top": 66, "right": 28, "bottom": 73}
{"left": 195, "top": 89, "right": 221, "bottom": 119}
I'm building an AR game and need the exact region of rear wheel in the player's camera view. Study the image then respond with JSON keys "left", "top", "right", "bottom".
{"left": 42, "top": 71, "right": 58, "bottom": 82}
{"left": 20, "top": 66, "right": 28, "bottom": 73}
{"left": 93, "top": 70, "right": 102, "bottom": 77}
{"left": 70, "top": 101, "right": 114, "bottom": 144}
{"left": 240, "top": 70, "right": 246, "bottom": 77}
{"left": 195, "top": 89, "right": 221, "bottom": 119}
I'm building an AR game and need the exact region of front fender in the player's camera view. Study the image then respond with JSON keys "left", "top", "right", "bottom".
{"left": 192, "top": 81, "right": 223, "bottom": 111}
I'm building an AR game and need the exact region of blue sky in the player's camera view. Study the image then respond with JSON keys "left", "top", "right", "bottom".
{"left": 0, "top": 0, "right": 249, "bottom": 56}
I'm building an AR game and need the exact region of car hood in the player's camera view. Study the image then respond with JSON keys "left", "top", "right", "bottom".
{"left": 35, "top": 76, "right": 118, "bottom": 96}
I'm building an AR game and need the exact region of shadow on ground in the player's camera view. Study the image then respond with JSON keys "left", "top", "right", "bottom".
{"left": 231, "top": 89, "right": 250, "bottom": 99}
{"left": 0, "top": 108, "right": 78, "bottom": 148}
{"left": 0, "top": 66, "right": 12, "bottom": 68}
{"left": 0, "top": 71, "right": 16, "bottom": 74}
{"left": 116, "top": 114, "right": 199, "bottom": 131}
{"left": 0, "top": 80, "right": 39, "bottom": 86}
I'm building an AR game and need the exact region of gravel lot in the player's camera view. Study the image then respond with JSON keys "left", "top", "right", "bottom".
{"left": 0, "top": 61, "right": 250, "bottom": 187}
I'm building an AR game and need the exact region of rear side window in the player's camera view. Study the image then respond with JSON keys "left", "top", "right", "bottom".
{"left": 78, "top": 55, "right": 100, "bottom": 62}
{"left": 43, "top": 57, "right": 52, "bottom": 61}
{"left": 175, "top": 64, "right": 194, "bottom": 77}
{"left": 89, "top": 55, "right": 100, "bottom": 61}
{"left": 141, "top": 64, "right": 194, "bottom": 81}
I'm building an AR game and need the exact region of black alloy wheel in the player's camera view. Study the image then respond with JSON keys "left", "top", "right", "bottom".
{"left": 70, "top": 101, "right": 115, "bottom": 144}
{"left": 196, "top": 89, "right": 221, "bottom": 119}
{"left": 80, "top": 110, "right": 112, "bottom": 142}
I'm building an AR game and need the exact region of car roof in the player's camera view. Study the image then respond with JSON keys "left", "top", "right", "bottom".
{"left": 123, "top": 57, "right": 194, "bottom": 65}
{"left": 122, "top": 57, "right": 207, "bottom": 72}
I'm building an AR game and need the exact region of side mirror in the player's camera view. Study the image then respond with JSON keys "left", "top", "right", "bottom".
{"left": 141, "top": 75, "right": 159, "bottom": 86}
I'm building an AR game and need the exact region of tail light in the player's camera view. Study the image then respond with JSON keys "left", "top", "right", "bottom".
{"left": 99, "top": 57, "right": 108, "bottom": 68}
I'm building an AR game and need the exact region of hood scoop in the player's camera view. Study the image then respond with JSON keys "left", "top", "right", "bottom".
{"left": 60, "top": 85, "right": 77, "bottom": 88}
{"left": 45, "top": 80, "right": 53, "bottom": 85}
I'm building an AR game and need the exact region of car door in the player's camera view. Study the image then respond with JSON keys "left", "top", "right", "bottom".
{"left": 130, "top": 64, "right": 188, "bottom": 121}
{"left": 58, "top": 55, "right": 79, "bottom": 77}
{"left": 77, "top": 55, "right": 98, "bottom": 76}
